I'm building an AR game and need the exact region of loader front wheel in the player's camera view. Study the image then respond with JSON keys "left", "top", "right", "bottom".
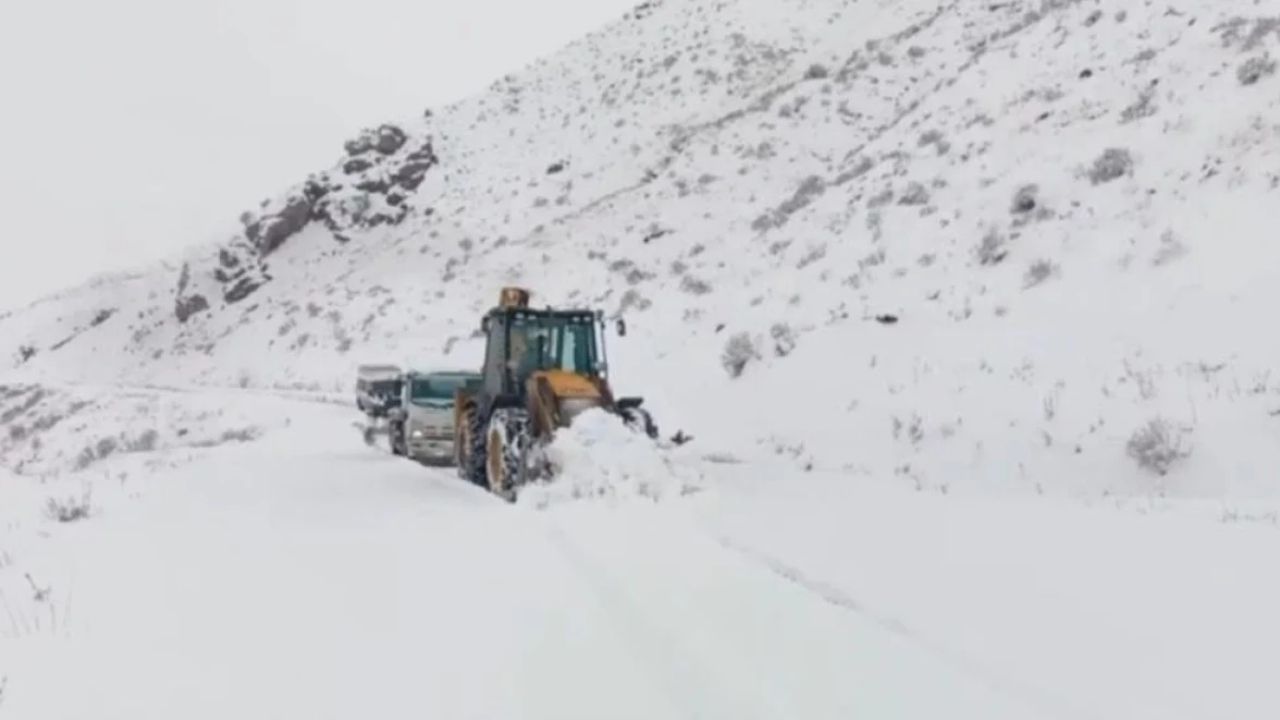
{"left": 460, "top": 405, "right": 488, "bottom": 486}
{"left": 486, "top": 408, "right": 531, "bottom": 501}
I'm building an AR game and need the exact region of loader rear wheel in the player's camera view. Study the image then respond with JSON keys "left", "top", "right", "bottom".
{"left": 486, "top": 408, "right": 531, "bottom": 501}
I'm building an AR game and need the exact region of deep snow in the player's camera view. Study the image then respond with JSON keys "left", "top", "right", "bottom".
{"left": 2, "top": 389, "right": 1277, "bottom": 718}
{"left": 4, "top": 0, "right": 1280, "bottom": 716}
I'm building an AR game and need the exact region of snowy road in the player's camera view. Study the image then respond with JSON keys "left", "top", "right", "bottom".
{"left": 0, "top": 399, "right": 1047, "bottom": 719}
{"left": 2, "top": 396, "right": 1278, "bottom": 718}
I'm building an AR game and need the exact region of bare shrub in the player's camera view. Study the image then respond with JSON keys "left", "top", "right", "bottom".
{"left": 1123, "top": 360, "right": 1159, "bottom": 400}
{"left": 190, "top": 427, "right": 263, "bottom": 448}
{"left": 1237, "top": 55, "right": 1276, "bottom": 85}
{"left": 1126, "top": 418, "right": 1190, "bottom": 476}
{"left": 220, "top": 427, "right": 262, "bottom": 444}
{"left": 754, "top": 176, "right": 826, "bottom": 231}
{"left": 125, "top": 429, "right": 160, "bottom": 453}
{"left": 681, "top": 275, "right": 712, "bottom": 295}
{"left": 617, "top": 289, "right": 652, "bottom": 314}
{"left": 1088, "top": 148, "right": 1133, "bottom": 184}
{"left": 74, "top": 437, "right": 118, "bottom": 471}
{"left": 898, "top": 182, "right": 930, "bottom": 206}
{"left": 1024, "top": 260, "right": 1058, "bottom": 288}
{"left": 1011, "top": 185, "right": 1039, "bottom": 214}
{"left": 1153, "top": 230, "right": 1188, "bottom": 266}
{"left": 46, "top": 488, "right": 93, "bottom": 523}
{"left": 721, "top": 333, "right": 760, "bottom": 378}
{"left": 796, "top": 245, "right": 827, "bottom": 269}
{"left": 1120, "top": 86, "right": 1158, "bottom": 123}
{"left": 892, "top": 415, "right": 924, "bottom": 445}
{"left": 977, "top": 229, "right": 1008, "bottom": 266}
{"left": 770, "top": 323, "right": 797, "bottom": 357}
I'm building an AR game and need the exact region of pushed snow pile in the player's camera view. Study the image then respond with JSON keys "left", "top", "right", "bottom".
{"left": 520, "top": 409, "right": 702, "bottom": 508}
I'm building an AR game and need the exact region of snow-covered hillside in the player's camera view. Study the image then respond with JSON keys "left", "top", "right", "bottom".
{"left": 6, "top": 0, "right": 1280, "bottom": 497}
{"left": 4, "top": 1, "right": 1280, "bottom": 716}
{"left": 4, "top": 0, "right": 1280, "bottom": 494}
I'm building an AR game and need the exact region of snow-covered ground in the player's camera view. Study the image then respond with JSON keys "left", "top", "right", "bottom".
{"left": 2, "top": 390, "right": 1277, "bottom": 718}
{"left": 4, "top": 0, "right": 1280, "bottom": 716}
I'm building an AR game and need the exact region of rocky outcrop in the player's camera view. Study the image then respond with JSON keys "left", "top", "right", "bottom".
{"left": 174, "top": 263, "right": 210, "bottom": 323}
{"left": 170, "top": 124, "right": 439, "bottom": 318}
{"left": 343, "top": 124, "right": 408, "bottom": 156}
{"left": 393, "top": 140, "right": 438, "bottom": 191}
{"left": 246, "top": 196, "right": 313, "bottom": 255}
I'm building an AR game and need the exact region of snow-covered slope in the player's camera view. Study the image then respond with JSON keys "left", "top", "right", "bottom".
{"left": 5, "top": 2, "right": 1280, "bottom": 715}
{"left": 4, "top": 3, "right": 1280, "bottom": 496}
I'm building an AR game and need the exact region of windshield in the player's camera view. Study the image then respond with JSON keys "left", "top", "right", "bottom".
{"left": 409, "top": 375, "right": 475, "bottom": 405}
{"left": 369, "top": 379, "right": 401, "bottom": 397}
{"left": 509, "top": 315, "right": 599, "bottom": 377}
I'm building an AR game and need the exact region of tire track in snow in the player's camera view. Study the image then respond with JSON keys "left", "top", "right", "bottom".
{"left": 711, "top": 532, "right": 1100, "bottom": 720}
{"left": 539, "top": 519, "right": 787, "bottom": 720}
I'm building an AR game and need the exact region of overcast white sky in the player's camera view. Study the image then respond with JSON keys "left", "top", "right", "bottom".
{"left": 0, "top": 0, "right": 635, "bottom": 309}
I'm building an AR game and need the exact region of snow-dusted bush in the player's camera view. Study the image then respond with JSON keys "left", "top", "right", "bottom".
{"left": 1024, "top": 260, "right": 1058, "bottom": 288}
{"left": 46, "top": 488, "right": 93, "bottom": 523}
{"left": 770, "top": 323, "right": 797, "bottom": 357}
{"left": 1237, "top": 55, "right": 1276, "bottom": 85}
{"left": 1011, "top": 184, "right": 1039, "bottom": 214}
{"left": 617, "top": 289, "right": 652, "bottom": 314}
{"left": 1126, "top": 418, "right": 1190, "bottom": 476}
{"left": 721, "top": 332, "right": 760, "bottom": 378}
{"left": 125, "top": 429, "right": 160, "bottom": 453}
{"left": 1088, "top": 148, "right": 1133, "bottom": 185}
{"left": 1152, "top": 230, "right": 1188, "bottom": 266}
{"left": 74, "top": 437, "right": 119, "bottom": 471}
{"left": 219, "top": 427, "right": 262, "bottom": 444}
{"left": 976, "top": 229, "right": 1008, "bottom": 266}
{"left": 898, "top": 181, "right": 930, "bottom": 206}
{"left": 805, "top": 63, "right": 830, "bottom": 80}
{"left": 1120, "top": 86, "right": 1158, "bottom": 123}
{"left": 681, "top": 275, "right": 712, "bottom": 295}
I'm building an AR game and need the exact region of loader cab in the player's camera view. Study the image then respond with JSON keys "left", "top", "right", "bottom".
{"left": 480, "top": 309, "right": 605, "bottom": 400}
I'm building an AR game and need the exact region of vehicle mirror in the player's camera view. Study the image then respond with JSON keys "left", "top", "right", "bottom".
{"left": 616, "top": 318, "right": 627, "bottom": 337}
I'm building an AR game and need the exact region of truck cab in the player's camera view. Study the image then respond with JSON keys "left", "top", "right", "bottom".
{"left": 356, "top": 364, "right": 403, "bottom": 418}
{"left": 389, "top": 370, "right": 482, "bottom": 464}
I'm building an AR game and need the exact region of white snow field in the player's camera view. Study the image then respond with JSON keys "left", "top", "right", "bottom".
{"left": 4, "top": 0, "right": 1280, "bottom": 716}
{"left": 1, "top": 388, "right": 1277, "bottom": 718}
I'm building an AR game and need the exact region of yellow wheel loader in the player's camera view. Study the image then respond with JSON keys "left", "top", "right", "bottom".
{"left": 454, "top": 287, "right": 659, "bottom": 500}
